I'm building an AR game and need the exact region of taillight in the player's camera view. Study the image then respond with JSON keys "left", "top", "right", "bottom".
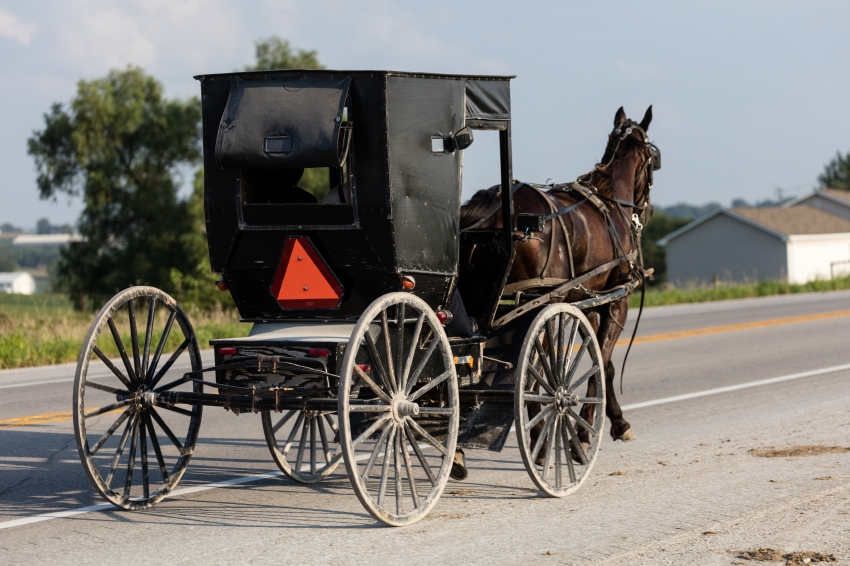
{"left": 435, "top": 310, "right": 453, "bottom": 325}
{"left": 219, "top": 347, "right": 237, "bottom": 355}
{"left": 401, "top": 275, "right": 416, "bottom": 290}
{"left": 308, "top": 348, "right": 329, "bottom": 357}
{"left": 357, "top": 364, "right": 371, "bottom": 372}
{"left": 215, "top": 278, "right": 228, "bottom": 291}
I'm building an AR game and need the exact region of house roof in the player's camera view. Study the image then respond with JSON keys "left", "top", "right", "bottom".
{"left": 658, "top": 205, "right": 850, "bottom": 245}
{"left": 787, "top": 187, "right": 850, "bottom": 207}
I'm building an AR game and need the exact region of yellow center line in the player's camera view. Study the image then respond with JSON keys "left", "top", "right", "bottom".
{"left": 616, "top": 309, "right": 850, "bottom": 347}
{"left": 4, "top": 309, "right": 848, "bottom": 429}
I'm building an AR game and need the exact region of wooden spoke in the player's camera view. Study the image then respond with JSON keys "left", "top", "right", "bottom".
{"left": 284, "top": 412, "right": 306, "bottom": 454}
{"left": 141, "top": 298, "right": 156, "bottom": 380}
{"left": 361, "top": 423, "right": 394, "bottom": 482}
{"left": 530, "top": 411, "right": 554, "bottom": 463}
{"left": 91, "top": 410, "right": 131, "bottom": 456}
{"left": 323, "top": 413, "right": 338, "bottom": 433}
{"left": 542, "top": 415, "right": 558, "bottom": 481}
{"left": 149, "top": 408, "right": 186, "bottom": 455}
{"left": 353, "top": 364, "right": 392, "bottom": 403}
{"left": 139, "top": 418, "right": 150, "bottom": 499}
{"left": 377, "top": 426, "right": 394, "bottom": 507}
{"left": 528, "top": 365, "right": 555, "bottom": 396}
{"left": 523, "top": 393, "right": 555, "bottom": 404}
{"left": 561, "top": 420, "right": 576, "bottom": 484}
{"left": 563, "top": 417, "right": 588, "bottom": 465}
{"left": 563, "top": 319, "right": 579, "bottom": 379}
{"left": 295, "top": 417, "right": 309, "bottom": 473}
{"left": 85, "top": 380, "right": 129, "bottom": 396}
{"left": 364, "top": 331, "right": 393, "bottom": 396}
{"left": 404, "top": 422, "right": 435, "bottom": 485}
{"left": 350, "top": 415, "right": 393, "bottom": 449}
{"left": 106, "top": 414, "right": 136, "bottom": 486}
{"left": 272, "top": 410, "right": 297, "bottom": 434}
{"left": 567, "top": 408, "right": 598, "bottom": 437}
{"left": 406, "top": 418, "right": 449, "bottom": 457}
{"left": 394, "top": 427, "right": 404, "bottom": 515}
{"left": 400, "top": 312, "right": 425, "bottom": 392}
{"left": 544, "top": 319, "right": 558, "bottom": 385}
{"left": 158, "top": 404, "right": 195, "bottom": 418}
{"left": 554, "top": 416, "right": 562, "bottom": 488}
{"left": 533, "top": 337, "right": 557, "bottom": 387}
{"left": 146, "top": 310, "right": 176, "bottom": 383}
{"left": 318, "top": 416, "right": 331, "bottom": 464}
{"left": 310, "top": 417, "right": 318, "bottom": 474}
{"left": 128, "top": 299, "right": 142, "bottom": 382}
{"left": 107, "top": 317, "right": 138, "bottom": 385}
{"left": 567, "top": 365, "right": 599, "bottom": 394}
{"left": 380, "top": 310, "right": 398, "bottom": 393}
{"left": 148, "top": 338, "right": 190, "bottom": 390}
{"left": 556, "top": 313, "right": 568, "bottom": 383}
{"left": 145, "top": 414, "right": 169, "bottom": 483}
{"left": 123, "top": 416, "right": 140, "bottom": 498}
{"left": 404, "top": 334, "right": 439, "bottom": 396}
{"left": 93, "top": 346, "right": 134, "bottom": 391}
{"left": 85, "top": 400, "right": 132, "bottom": 419}
{"left": 564, "top": 335, "right": 591, "bottom": 387}
{"left": 395, "top": 302, "right": 405, "bottom": 392}
{"left": 408, "top": 369, "right": 451, "bottom": 402}
{"left": 524, "top": 403, "right": 554, "bottom": 433}
{"left": 400, "top": 427, "right": 420, "bottom": 508}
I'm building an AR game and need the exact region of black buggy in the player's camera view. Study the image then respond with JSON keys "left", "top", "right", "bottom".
{"left": 72, "top": 70, "right": 620, "bottom": 526}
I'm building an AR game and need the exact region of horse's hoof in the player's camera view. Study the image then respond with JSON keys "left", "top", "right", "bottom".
{"left": 582, "top": 441, "right": 590, "bottom": 453}
{"left": 616, "top": 429, "right": 637, "bottom": 442}
{"left": 450, "top": 448, "right": 468, "bottom": 480}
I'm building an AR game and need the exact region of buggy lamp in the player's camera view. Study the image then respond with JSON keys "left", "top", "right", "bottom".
{"left": 357, "top": 364, "right": 371, "bottom": 372}
{"left": 401, "top": 275, "right": 416, "bottom": 290}
{"left": 435, "top": 310, "right": 453, "bottom": 325}
{"left": 215, "top": 278, "right": 229, "bottom": 291}
{"left": 308, "top": 348, "right": 329, "bottom": 357}
{"left": 218, "top": 347, "right": 237, "bottom": 355}
{"left": 454, "top": 356, "right": 474, "bottom": 368}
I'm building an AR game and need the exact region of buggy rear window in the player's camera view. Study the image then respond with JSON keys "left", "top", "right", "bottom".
{"left": 216, "top": 77, "right": 351, "bottom": 170}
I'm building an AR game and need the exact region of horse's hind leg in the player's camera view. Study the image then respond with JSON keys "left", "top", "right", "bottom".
{"left": 582, "top": 298, "right": 634, "bottom": 441}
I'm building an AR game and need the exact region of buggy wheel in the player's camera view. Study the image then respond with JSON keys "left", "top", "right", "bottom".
{"left": 514, "top": 303, "right": 605, "bottom": 497}
{"left": 73, "top": 286, "right": 203, "bottom": 510}
{"left": 338, "top": 293, "right": 459, "bottom": 526}
{"left": 261, "top": 408, "right": 342, "bottom": 483}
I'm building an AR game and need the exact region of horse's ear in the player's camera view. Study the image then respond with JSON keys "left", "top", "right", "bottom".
{"left": 614, "top": 107, "right": 627, "bottom": 127}
{"left": 639, "top": 105, "right": 653, "bottom": 131}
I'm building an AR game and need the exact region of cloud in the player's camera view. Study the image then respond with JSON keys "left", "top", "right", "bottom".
{"left": 0, "top": 7, "right": 37, "bottom": 45}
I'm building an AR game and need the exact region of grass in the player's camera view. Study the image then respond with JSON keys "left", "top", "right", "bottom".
{"left": 630, "top": 275, "right": 850, "bottom": 308}
{"left": 0, "top": 293, "right": 249, "bottom": 370}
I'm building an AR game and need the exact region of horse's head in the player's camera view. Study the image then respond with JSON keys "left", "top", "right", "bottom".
{"left": 596, "top": 106, "right": 660, "bottom": 225}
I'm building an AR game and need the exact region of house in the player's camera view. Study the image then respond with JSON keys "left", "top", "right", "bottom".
{"left": 0, "top": 272, "right": 36, "bottom": 294}
{"left": 11, "top": 234, "right": 82, "bottom": 246}
{"left": 788, "top": 188, "right": 850, "bottom": 221}
{"left": 658, "top": 205, "right": 850, "bottom": 284}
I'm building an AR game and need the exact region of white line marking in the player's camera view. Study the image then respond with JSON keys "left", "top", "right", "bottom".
{"left": 621, "top": 363, "right": 850, "bottom": 411}
{"left": 3, "top": 362, "right": 849, "bottom": 531}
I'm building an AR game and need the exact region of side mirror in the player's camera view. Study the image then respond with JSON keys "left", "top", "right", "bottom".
{"left": 452, "top": 127, "right": 474, "bottom": 151}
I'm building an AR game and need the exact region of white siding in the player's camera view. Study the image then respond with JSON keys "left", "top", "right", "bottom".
{"left": 786, "top": 234, "right": 850, "bottom": 283}
{"left": 0, "top": 272, "right": 36, "bottom": 295}
{"left": 666, "top": 214, "right": 787, "bottom": 284}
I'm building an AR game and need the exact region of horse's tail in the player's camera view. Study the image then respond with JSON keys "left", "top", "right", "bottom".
{"left": 460, "top": 185, "right": 501, "bottom": 229}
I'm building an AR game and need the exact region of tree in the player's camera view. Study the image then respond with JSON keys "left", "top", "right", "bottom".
{"left": 641, "top": 210, "right": 690, "bottom": 286}
{"left": 28, "top": 67, "right": 201, "bottom": 309}
{"left": 245, "top": 37, "right": 325, "bottom": 72}
{"left": 818, "top": 152, "right": 850, "bottom": 190}
{"left": 246, "top": 37, "right": 328, "bottom": 197}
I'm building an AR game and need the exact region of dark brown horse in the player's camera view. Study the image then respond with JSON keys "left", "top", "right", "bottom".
{"left": 460, "top": 106, "right": 657, "bottom": 442}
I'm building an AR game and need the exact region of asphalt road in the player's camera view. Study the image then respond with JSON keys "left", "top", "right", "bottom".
{"left": 1, "top": 290, "right": 849, "bottom": 565}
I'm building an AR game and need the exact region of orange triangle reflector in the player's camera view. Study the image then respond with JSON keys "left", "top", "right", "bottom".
{"left": 270, "top": 237, "right": 344, "bottom": 309}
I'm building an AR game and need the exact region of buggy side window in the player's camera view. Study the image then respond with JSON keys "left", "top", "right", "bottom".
{"left": 459, "top": 129, "right": 501, "bottom": 205}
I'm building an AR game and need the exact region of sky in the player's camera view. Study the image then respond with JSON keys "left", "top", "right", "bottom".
{"left": 1, "top": 0, "right": 849, "bottom": 229}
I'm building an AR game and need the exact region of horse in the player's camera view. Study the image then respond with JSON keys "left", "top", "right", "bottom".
{"left": 459, "top": 106, "right": 658, "bottom": 443}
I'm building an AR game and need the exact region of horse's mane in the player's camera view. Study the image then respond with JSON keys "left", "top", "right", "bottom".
{"left": 459, "top": 184, "right": 501, "bottom": 229}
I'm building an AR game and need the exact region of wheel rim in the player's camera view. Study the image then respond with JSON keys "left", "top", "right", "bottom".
{"left": 515, "top": 304, "right": 605, "bottom": 497}
{"left": 261, "top": 408, "right": 342, "bottom": 483}
{"left": 73, "top": 286, "right": 202, "bottom": 510}
{"left": 338, "top": 293, "right": 459, "bottom": 526}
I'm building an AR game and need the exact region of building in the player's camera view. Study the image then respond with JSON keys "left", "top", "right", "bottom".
{"left": 788, "top": 188, "right": 850, "bottom": 221}
{"left": 0, "top": 272, "right": 36, "bottom": 294}
{"left": 11, "top": 234, "right": 82, "bottom": 246}
{"left": 658, "top": 205, "right": 850, "bottom": 284}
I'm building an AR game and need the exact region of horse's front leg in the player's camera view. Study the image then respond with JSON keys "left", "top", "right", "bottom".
{"left": 580, "top": 298, "right": 634, "bottom": 442}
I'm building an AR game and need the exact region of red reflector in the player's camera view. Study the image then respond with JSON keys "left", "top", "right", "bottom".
{"left": 270, "top": 237, "right": 344, "bottom": 309}
{"left": 357, "top": 364, "right": 371, "bottom": 372}
{"left": 308, "top": 348, "right": 329, "bottom": 357}
{"left": 215, "top": 278, "right": 228, "bottom": 291}
{"left": 436, "top": 310, "right": 453, "bottom": 325}
{"left": 219, "top": 347, "right": 237, "bottom": 355}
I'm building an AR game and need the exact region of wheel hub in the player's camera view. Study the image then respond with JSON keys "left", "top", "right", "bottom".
{"left": 391, "top": 396, "right": 420, "bottom": 422}
{"left": 555, "top": 387, "right": 579, "bottom": 413}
